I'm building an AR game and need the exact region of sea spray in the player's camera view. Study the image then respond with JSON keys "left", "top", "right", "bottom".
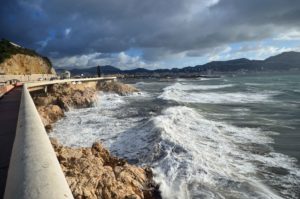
{"left": 150, "top": 106, "right": 298, "bottom": 199}
{"left": 51, "top": 76, "right": 300, "bottom": 199}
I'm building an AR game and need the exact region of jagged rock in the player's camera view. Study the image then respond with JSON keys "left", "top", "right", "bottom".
{"left": 33, "top": 83, "right": 97, "bottom": 130}
{"left": 33, "top": 95, "right": 56, "bottom": 106}
{"left": 37, "top": 105, "right": 64, "bottom": 127}
{"left": 50, "top": 139, "right": 161, "bottom": 199}
{"left": 49, "top": 83, "right": 97, "bottom": 110}
{"left": 98, "top": 81, "right": 139, "bottom": 96}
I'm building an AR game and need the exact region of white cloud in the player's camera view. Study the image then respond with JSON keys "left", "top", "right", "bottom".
{"left": 64, "top": 28, "right": 72, "bottom": 37}
{"left": 53, "top": 53, "right": 102, "bottom": 68}
{"left": 52, "top": 52, "right": 153, "bottom": 70}
{"left": 274, "top": 30, "right": 300, "bottom": 41}
{"left": 222, "top": 44, "right": 300, "bottom": 61}
{"left": 207, "top": 46, "right": 232, "bottom": 61}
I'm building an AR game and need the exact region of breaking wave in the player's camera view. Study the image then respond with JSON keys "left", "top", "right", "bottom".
{"left": 150, "top": 106, "right": 300, "bottom": 199}
{"left": 166, "top": 82, "right": 234, "bottom": 91}
{"left": 51, "top": 79, "right": 300, "bottom": 199}
{"left": 159, "top": 82, "right": 279, "bottom": 104}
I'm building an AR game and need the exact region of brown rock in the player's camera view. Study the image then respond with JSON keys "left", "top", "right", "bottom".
{"left": 32, "top": 82, "right": 98, "bottom": 130}
{"left": 0, "top": 53, "right": 55, "bottom": 75}
{"left": 48, "top": 83, "right": 97, "bottom": 109}
{"left": 37, "top": 104, "right": 64, "bottom": 126}
{"left": 50, "top": 140, "right": 161, "bottom": 199}
{"left": 98, "top": 81, "right": 139, "bottom": 96}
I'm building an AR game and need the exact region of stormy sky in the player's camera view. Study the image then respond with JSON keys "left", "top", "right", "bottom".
{"left": 1, "top": 0, "right": 300, "bottom": 69}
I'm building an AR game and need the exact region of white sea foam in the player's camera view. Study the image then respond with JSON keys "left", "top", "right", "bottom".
{"left": 245, "top": 83, "right": 284, "bottom": 86}
{"left": 50, "top": 88, "right": 300, "bottom": 199}
{"left": 293, "top": 89, "right": 300, "bottom": 93}
{"left": 150, "top": 106, "right": 300, "bottom": 199}
{"left": 167, "top": 82, "right": 234, "bottom": 91}
{"left": 134, "top": 81, "right": 163, "bottom": 86}
{"left": 231, "top": 108, "right": 251, "bottom": 116}
{"left": 159, "top": 89, "right": 274, "bottom": 104}
{"left": 159, "top": 82, "right": 277, "bottom": 104}
{"left": 50, "top": 92, "right": 146, "bottom": 147}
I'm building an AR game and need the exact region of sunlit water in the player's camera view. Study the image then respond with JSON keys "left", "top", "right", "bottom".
{"left": 51, "top": 73, "right": 300, "bottom": 199}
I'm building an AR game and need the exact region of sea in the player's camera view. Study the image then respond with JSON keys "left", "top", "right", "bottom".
{"left": 51, "top": 72, "right": 300, "bottom": 199}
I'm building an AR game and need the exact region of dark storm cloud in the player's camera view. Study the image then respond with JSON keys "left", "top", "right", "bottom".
{"left": 1, "top": 0, "right": 300, "bottom": 63}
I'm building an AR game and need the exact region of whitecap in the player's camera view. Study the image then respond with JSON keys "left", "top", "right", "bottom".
{"left": 50, "top": 92, "right": 146, "bottom": 147}
{"left": 167, "top": 82, "right": 234, "bottom": 91}
{"left": 150, "top": 106, "right": 300, "bottom": 199}
{"left": 159, "top": 83, "right": 278, "bottom": 104}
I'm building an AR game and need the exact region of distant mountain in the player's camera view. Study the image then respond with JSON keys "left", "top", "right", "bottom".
{"left": 189, "top": 58, "right": 257, "bottom": 73}
{"left": 262, "top": 51, "right": 300, "bottom": 71}
{"left": 55, "top": 51, "right": 300, "bottom": 76}
{"left": 265, "top": 51, "right": 300, "bottom": 64}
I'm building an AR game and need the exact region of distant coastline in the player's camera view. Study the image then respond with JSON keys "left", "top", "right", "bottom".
{"left": 56, "top": 51, "right": 300, "bottom": 78}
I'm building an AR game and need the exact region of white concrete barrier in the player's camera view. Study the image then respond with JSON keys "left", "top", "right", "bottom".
{"left": 26, "top": 76, "right": 117, "bottom": 88}
{"left": 4, "top": 85, "right": 74, "bottom": 199}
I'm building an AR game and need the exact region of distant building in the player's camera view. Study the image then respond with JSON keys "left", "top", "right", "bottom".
{"left": 9, "top": 41, "right": 22, "bottom": 48}
{"left": 60, "top": 70, "right": 71, "bottom": 79}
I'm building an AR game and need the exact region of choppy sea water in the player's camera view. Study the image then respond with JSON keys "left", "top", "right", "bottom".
{"left": 51, "top": 73, "right": 300, "bottom": 199}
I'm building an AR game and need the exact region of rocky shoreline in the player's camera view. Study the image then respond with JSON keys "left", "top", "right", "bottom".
{"left": 31, "top": 81, "right": 161, "bottom": 199}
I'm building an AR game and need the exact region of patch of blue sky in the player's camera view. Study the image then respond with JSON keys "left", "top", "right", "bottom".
{"left": 36, "top": 29, "right": 56, "bottom": 50}
{"left": 125, "top": 48, "right": 144, "bottom": 57}
{"left": 159, "top": 56, "right": 208, "bottom": 69}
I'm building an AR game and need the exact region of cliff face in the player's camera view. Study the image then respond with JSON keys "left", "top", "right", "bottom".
{"left": 0, "top": 53, "right": 56, "bottom": 75}
{"left": 0, "top": 39, "right": 55, "bottom": 75}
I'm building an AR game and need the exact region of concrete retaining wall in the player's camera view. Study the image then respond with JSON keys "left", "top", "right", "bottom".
{"left": 4, "top": 85, "right": 74, "bottom": 199}
{"left": 0, "top": 74, "right": 57, "bottom": 83}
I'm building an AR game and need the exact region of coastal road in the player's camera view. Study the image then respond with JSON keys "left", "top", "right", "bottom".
{"left": 0, "top": 87, "right": 22, "bottom": 198}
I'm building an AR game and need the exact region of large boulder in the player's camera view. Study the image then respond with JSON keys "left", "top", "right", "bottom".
{"left": 37, "top": 105, "right": 64, "bottom": 132}
{"left": 33, "top": 83, "right": 97, "bottom": 131}
{"left": 51, "top": 139, "right": 161, "bottom": 199}
{"left": 49, "top": 83, "right": 97, "bottom": 110}
{"left": 98, "top": 81, "right": 139, "bottom": 96}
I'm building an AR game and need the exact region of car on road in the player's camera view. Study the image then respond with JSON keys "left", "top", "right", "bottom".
{"left": 50, "top": 77, "right": 59, "bottom": 81}
{"left": 7, "top": 79, "right": 20, "bottom": 84}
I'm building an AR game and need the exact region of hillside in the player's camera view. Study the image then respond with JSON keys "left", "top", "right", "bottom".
{"left": 190, "top": 52, "right": 300, "bottom": 73}
{"left": 0, "top": 39, "right": 56, "bottom": 75}
{"left": 57, "top": 51, "right": 300, "bottom": 76}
